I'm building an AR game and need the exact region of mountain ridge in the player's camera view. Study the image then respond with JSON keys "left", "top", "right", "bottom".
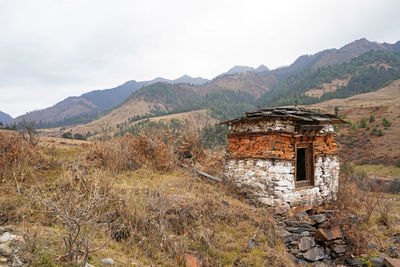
{"left": 13, "top": 38, "right": 400, "bottom": 128}
{"left": 0, "top": 111, "right": 13, "bottom": 124}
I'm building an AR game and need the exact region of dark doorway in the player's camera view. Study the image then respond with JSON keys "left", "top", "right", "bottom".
{"left": 296, "top": 148, "right": 306, "bottom": 181}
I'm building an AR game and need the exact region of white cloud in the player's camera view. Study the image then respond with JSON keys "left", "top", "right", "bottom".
{"left": 0, "top": 0, "right": 399, "bottom": 117}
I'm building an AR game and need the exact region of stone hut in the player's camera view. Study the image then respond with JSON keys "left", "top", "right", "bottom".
{"left": 222, "top": 107, "right": 344, "bottom": 210}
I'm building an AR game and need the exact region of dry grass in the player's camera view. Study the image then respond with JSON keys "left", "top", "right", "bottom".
{"left": 354, "top": 164, "right": 400, "bottom": 178}
{"left": 334, "top": 165, "right": 400, "bottom": 258}
{"left": 0, "top": 129, "right": 292, "bottom": 266}
{"left": 0, "top": 131, "right": 42, "bottom": 185}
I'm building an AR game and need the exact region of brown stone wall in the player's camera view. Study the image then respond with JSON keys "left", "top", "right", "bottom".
{"left": 227, "top": 133, "right": 337, "bottom": 160}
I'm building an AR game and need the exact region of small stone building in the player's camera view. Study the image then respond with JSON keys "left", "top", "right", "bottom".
{"left": 222, "top": 107, "right": 344, "bottom": 210}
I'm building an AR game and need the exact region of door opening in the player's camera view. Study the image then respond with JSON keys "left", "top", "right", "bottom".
{"left": 295, "top": 144, "right": 313, "bottom": 187}
{"left": 296, "top": 148, "right": 307, "bottom": 181}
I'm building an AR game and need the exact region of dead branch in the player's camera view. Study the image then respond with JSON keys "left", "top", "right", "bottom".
{"left": 180, "top": 163, "right": 222, "bottom": 182}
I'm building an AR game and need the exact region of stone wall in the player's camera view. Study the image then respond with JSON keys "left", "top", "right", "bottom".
{"left": 224, "top": 119, "right": 340, "bottom": 209}
{"left": 224, "top": 155, "right": 339, "bottom": 207}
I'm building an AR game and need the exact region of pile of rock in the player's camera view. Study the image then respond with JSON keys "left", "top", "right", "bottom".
{"left": 279, "top": 212, "right": 349, "bottom": 266}
{"left": 0, "top": 228, "right": 25, "bottom": 267}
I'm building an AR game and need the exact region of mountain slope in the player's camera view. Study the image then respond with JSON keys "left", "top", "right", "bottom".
{"left": 0, "top": 111, "right": 13, "bottom": 123}
{"left": 272, "top": 38, "right": 400, "bottom": 77}
{"left": 13, "top": 76, "right": 209, "bottom": 127}
{"left": 257, "top": 50, "right": 400, "bottom": 107}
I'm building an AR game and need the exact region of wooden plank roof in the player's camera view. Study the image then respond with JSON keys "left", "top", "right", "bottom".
{"left": 221, "top": 107, "right": 346, "bottom": 125}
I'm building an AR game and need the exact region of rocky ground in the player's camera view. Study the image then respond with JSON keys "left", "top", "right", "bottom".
{"left": 0, "top": 227, "right": 25, "bottom": 267}
{"left": 277, "top": 209, "right": 400, "bottom": 267}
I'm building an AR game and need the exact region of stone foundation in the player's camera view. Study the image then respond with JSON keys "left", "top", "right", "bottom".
{"left": 224, "top": 155, "right": 339, "bottom": 207}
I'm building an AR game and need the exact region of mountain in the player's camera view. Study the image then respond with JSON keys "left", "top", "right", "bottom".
{"left": 13, "top": 75, "right": 209, "bottom": 127}
{"left": 274, "top": 38, "right": 400, "bottom": 76}
{"left": 221, "top": 64, "right": 270, "bottom": 76}
{"left": 255, "top": 64, "right": 270, "bottom": 73}
{"left": 13, "top": 80, "right": 150, "bottom": 126}
{"left": 258, "top": 50, "right": 400, "bottom": 107}
{"left": 150, "top": 75, "right": 209, "bottom": 85}
{"left": 0, "top": 111, "right": 13, "bottom": 124}
{"left": 14, "top": 38, "right": 400, "bottom": 129}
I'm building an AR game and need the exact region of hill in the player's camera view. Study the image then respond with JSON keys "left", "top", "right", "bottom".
{"left": 308, "top": 79, "right": 400, "bottom": 167}
{"left": 0, "top": 111, "right": 13, "bottom": 124}
{"left": 12, "top": 75, "right": 209, "bottom": 127}
{"left": 273, "top": 38, "right": 400, "bottom": 76}
{"left": 40, "top": 49, "right": 400, "bottom": 140}
{"left": 258, "top": 50, "right": 400, "bottom": 107}
{"left": 13, "top": 38, "right": 400, "bottom": 130}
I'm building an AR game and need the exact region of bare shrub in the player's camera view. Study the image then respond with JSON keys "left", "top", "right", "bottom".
{"left": 176, "top": 131, "right": 224, "bottom": 177}
{"left": 88, "top": 128, "right": 225, "bottom": 177}
{"left": 375, "top": 193, "right": 394, "bottom": 227}
{"left": 17, "top": 120, "right": 39, "bottom": 146}
{"left": 87, "top": 134, "right": 137, "bottom": 173}
{"left": 31, "top": 169, "right": 115, "bottom": 266}
{"left": 88, "top": 129, "right": 178, "bottom": 172}
{"left": 0, "top": 131, "right": 40, "bottom": 186}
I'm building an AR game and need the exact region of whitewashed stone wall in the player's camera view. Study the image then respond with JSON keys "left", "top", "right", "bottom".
{"left": 224, "top": 155, "right": 339, "bottom": 208}
{"left": 229, "top": 119, "right": 296, "bottom": 133}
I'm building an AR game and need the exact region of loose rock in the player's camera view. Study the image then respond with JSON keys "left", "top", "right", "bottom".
{"left": 310, "top": 214, "right": 326, "bottom": 224}
{"left": 101, "top": 258, "right": 115, "bottom": 266}
{"left": 298, "top": 236, "right": 316, "bottom": 252}
{"left": 390, "top": 235, "right": 400, "bottom": 244}
{"left": 303, "top": 247, "right": 325, "bottom": 261}
{"left": 384, "top": 257, "right": 400, "bottom": 267}
{"left": 0, "top": 244, "right": 12, "bottom": 257}
{"left": 285, "top": 221, "right": 314, "bottom": 228}
{"left": 345, "top": 257, "right": 363, "bottom": 266}
{"left": 315, "top": 227, "right": 342, "bottom": 242}
{"left": 286, "top": 227, "right": 315, "bottom": 234}
{"left": 370, "top": 256, "right": 385, "bottom": 267}
{"left": 331, "top": 244, "right": 347, "bottom": 254}
{"left": 295, "top": 211, "right": 308, "bottom": 220}
{"left": 185, "top": 254, "right": 201, "bottom": 267}
{"left": 0, "top": 232, "right": 17, "bottom": 243}
{"left": 247, "top": 238, "right": 258, "bottom": 248}
{"left": 300, "top": 231, "right": 310, "bottom": 237}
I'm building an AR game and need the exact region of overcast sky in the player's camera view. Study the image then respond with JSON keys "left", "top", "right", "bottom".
{"left": 1, "top": 0, "right": 399, "bottom": 117}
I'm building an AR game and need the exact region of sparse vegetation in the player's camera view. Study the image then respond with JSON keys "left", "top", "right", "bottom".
{"left": 334, "top": 106, "right": 339, "bottom": 116}
{"left": 0, "top": 129, "right": 293, "bottom": 266}
{"left": 359, "top": 117, "right": 367, "bottom": 128}
{"left": 369, "top": 115, "right": 375, "bottom": 123}
{"left": 395, "top": 159, "right": 400, "bottom": 168}
{"left": 382, "top": 117, "right": 392, "bottom": 128}
{"left": 61, "top": 131, "right": 73, "bottom": 139}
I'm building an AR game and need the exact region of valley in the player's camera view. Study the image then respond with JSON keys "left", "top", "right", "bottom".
{"left": 1, "top": 38, "right": 400, "bottom": 266}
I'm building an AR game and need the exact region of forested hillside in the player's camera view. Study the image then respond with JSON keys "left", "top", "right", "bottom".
{"left": 258, "top": 51, "right": 400, "bottom": 107}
